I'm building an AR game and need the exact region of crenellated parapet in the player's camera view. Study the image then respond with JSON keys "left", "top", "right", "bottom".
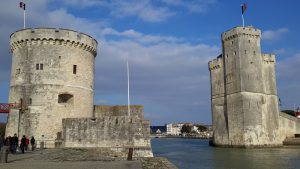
{"left": 10, "top": 28, "right": 97, "bottom": 57}
{"left": 222, "top": 26, "right": 261, "bottom": 42}
{"left": 208, "top": 55, "right": 223, "bottom": 71}
{"left": 262, "top": 53, "right": 276, "bottom": 64}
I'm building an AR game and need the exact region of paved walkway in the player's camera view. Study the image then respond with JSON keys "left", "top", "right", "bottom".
{"left": 0, "top": 149, "right": 177, "bottom": 169}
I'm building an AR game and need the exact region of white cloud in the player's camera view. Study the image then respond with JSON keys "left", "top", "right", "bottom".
{"left": 100, "top": 28, "right": 180, "bottom": 44}
{"left": 0, "top": 0, "right": 219, "bottom": 124}
{"left": 277, "top": 53, "right": 300, "bottom": 110}
{"left": 162, "top": 0, "right": 217, "bottom": 13}
{"left": 261, "top": 28, "right": 289, "bottom": 41}
{"left": 58, "top": 0, "right": 217, "bottom": 22}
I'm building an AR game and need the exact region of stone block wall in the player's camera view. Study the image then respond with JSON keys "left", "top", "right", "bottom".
{"left": 279, "top": 112, "right": 300, "bottom": 141}
{"left": 94, "top": 105, "right": 144, "bottom": 119}
{"left": 6, "top": 28, "right": 97, "bottom": 147}
{"left": 62, "top": 116, "right": 153, "bottom": 157}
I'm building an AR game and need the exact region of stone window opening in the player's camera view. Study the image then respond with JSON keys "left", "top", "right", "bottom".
{"left": 59, "top": 56, "right": 61, "bottom": 59}
{"left": 29, "top": 98, "right": 32, "bottom": 105}
{"left": 253, "top": 51, "right": 256, "bottom": 55}
{"left": 248, "top": 40, "right": 251, "bottom": 43}
{"left": 58, "top": 93, "right": 74, "bottom": 104}
{"left": 73, "top": 65, "right": 77, "bottom": 74}
{"left": 245, "top": 50, "right": 247, "bottom": 54}
{"left": 36, "top": 63, "right": 43, "bottom": 70}
{"left": 16, "top": 68, "right": 20, "bottom": 75}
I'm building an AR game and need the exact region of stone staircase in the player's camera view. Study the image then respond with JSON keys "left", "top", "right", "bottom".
{"left": 283, "top": 134, "right": 300, "bottom": 145}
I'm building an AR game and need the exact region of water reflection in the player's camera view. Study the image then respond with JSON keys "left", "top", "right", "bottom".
{"left": 151, "top": 138, "right": 300, "bottom": 169}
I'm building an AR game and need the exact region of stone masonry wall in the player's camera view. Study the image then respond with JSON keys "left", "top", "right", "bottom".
{"left": 62, "top": 116, "right": 153, "bottom": 157}
{"left": 279, "top": 112, "right": 300, "bottom": 141}
{"left": 94, "top": 105, "right": 144, "bottom": 119}
{"left": 209, "top": 26, "right": 282, "bottom": 147}
{"left": 6, "top": 28, "right": 97, "bottom": 147}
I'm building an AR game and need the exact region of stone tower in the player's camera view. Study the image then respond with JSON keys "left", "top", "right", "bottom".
{"left": 6, "top": 28, "right": 97, "bottom": 147}
{"left": 208, "top": 26, "right": 281, "bottom": 147}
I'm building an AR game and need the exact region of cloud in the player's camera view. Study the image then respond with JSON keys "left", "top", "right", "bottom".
{"left": 162, "top": 0, "right": 217, "bottom": 13}
{"left": 100, "top": 28, "right": 181, "bottom": 44}
{"left": 58, "top": 0, "right": 217, "bottom": 22}
{"left": 261, "top": 28, "right": 289, "bottom": 41}
{"left": 0, "top": 0, "right": 220, "bottom": 124}
{"left": 277, "top": 53, "right": 300, "bottom": 110}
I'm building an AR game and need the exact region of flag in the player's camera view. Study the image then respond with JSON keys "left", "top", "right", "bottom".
{"left": 241, "top": 3, "right": 246, "bottom": 14}
{"left": 19, "top": 2, "right": 26, "bottom": 10}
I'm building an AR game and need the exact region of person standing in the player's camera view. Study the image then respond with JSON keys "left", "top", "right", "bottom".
{"left": 30, "top": 136, "right": 35, "bottom": 151}
{"left": 0, "top": 135, "right": 4, "bottom": 151}
{"left": 25, "top": 137, "right": 29, "bottom": 151}
{"left": 11, "top": 135, "right": 17, "bottom": 154}
{"left": 20, "top": 135, "right": 26, "bottom": 154}
{"left": 40, "top": 135, "right": 45, "bottom": 155}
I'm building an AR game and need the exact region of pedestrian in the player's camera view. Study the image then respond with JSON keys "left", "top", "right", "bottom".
{"left": 0, "top": 135, "right": 4, "bottom": 151}
{"left": 13, "top": 133, "right": 18, "bottom": 153}
{"left": 25, "top": 136, "right": 29, "bottom": 151}
{"left": 40, "top": 135, "right": 45, "bottom": 155}
{"left": 30, "top": 136, "right": 35, "bottom": 151}
{"left": 20, "top": 135, "right": 26, "bottom": 153}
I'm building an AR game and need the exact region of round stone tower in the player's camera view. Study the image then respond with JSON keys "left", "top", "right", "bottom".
{"left": 6, "top": 28, "right": 97, "bottom": 147}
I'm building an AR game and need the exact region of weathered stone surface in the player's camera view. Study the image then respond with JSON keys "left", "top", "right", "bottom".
{"left": 6, "top": 28, "right": 97, "bottom": 147}
{"left": 94, "top": 105, "right": 144, "bottom": 119}
{"left": 208, "top": 26, "right": 284, "bottom": 147}
{"left": 5, "top": 28, "right": 153, "bottom": 158}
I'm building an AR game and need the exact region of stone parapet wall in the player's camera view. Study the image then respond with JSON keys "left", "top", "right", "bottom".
{"left": 62, "top": 116, "right": 152, "bottom": 156}
{"left": 10, "top": 28, "right": 97, "bottom": 56}
{"left": 279, "top": 112, "right": 300, "bottom": 141}
{"left": 94, "top": 105, "right": 144, "bottom": 119}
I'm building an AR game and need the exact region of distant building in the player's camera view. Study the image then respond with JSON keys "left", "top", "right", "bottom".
{"left": 150, "top": 126, "right": 167, "bottom": 134}
{"left": 166, "top": 123, "right": 190, "bottom": 135}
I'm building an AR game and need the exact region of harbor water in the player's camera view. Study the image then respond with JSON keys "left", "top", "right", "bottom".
{"left": 151, "top": 138, "right": 300, "bottom": 169}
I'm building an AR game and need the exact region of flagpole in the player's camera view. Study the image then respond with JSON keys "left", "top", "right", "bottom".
{"left": 242, "top": 14, "right": 244, "bottom": 28}
{"left": 23, "top": 9, "right": 26, "bottom": 29}
{"left": 127, "top": 60, "right": 131, "bottom": 116}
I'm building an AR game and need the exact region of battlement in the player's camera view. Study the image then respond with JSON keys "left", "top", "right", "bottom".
{"left": 10, "top": 28, "right": 97, "bottom": 56}
{"left": 208, "top": 55, "right": 223, "bottom": 71}
{"left": 222, "top": 26, "right": 261, "bottom": 42}
{"left": 262, "top": 53, "right": 276, "bottom": 64}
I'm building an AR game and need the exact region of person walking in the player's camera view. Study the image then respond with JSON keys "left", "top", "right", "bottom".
{"left": 25, "top": 137, "right": 29, "bottom": 151}
{"left": 20, "top": 135, "right": 26, "bottom": 154}
{"left": 13, "top": 133, "right": 18, "bottom": 153}
{"left": 30, "top": 136, "right": 35, "bottom": 151}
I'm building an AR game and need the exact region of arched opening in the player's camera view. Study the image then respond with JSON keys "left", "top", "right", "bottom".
{"left": 58, "top": 93, "right": 74, "bottom": 104}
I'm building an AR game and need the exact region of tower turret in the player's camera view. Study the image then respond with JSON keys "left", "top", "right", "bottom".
{"left": 6, "top": 28, "right": 97, "bottom": 147}
{"left": 209, "top": 26, "right": 281, "bottom": 147}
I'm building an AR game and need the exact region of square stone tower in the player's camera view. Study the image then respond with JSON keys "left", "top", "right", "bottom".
{"left": 208, "top": 26, "right": 281, "bottom": 147}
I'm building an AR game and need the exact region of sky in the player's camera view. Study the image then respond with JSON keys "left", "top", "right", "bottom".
{"left": 0, "top": 0, "right": 300, "bottom": 125}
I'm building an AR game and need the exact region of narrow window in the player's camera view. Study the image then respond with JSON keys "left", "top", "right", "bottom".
{"left": 29, "top": 98, "right": 32, "bottom": 105}
{"left": 245, "top": 50, "right": 247, "bottom": 54}
{"left": 16, "top": 68, "right": 20, "bottom": 75}
{"left": 231, "top": 41, "right": 234, "bottom": 45}
{"left": 253, "top": 51, "right": 256, "bottom": 55}
{"left": 248, "top": 40, "right": 251, "bottom": 43}
{"left": 59, "top": 56, "right": 61, "bottom": 59}
{"left": 40, "top": 64, "right": 43, "bottom": 70}
{"left": 73, "top": 65, "right": 77, "bottom": 74}
{"left": 234, "top": 51, "right": 236, "bottom": 55}
{"left": 36, "top": 64, "right": 39, "bottom": 70}
{"left": 58, "top": 93, "right": 74, "bottom": 104}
